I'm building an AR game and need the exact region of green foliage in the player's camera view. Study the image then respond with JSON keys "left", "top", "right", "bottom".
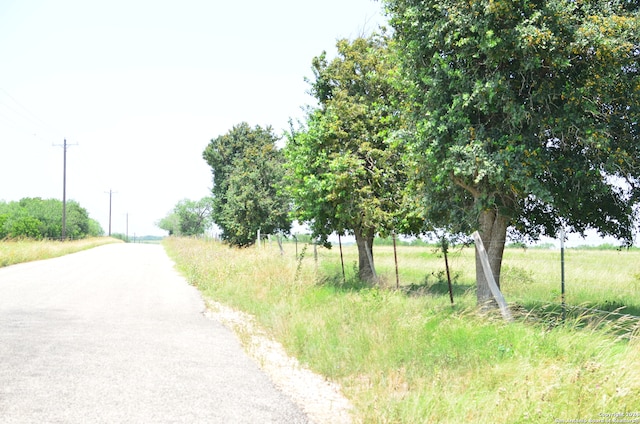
{"left": 383, "top": 0, "right": 640, "bottom": 302}
{"left": 157, "top": 197, "right": 214, "bottom": 237}
{"left": 285, "top": 34, "right": 421, "bottom": 279}
{"left": 0, "top": 198, "right": 102, "bottom": 239}
{"left": 0, "top": 213, "right": 8, "bottom": 239}
{"left": 87, "top": 218, "right": 104, "bottom": 237}
{"left": 203, "top": 123, "right": 291, "bottom": 247}
{"left": 385, "top": 0, "right": 639, "bottom": 240}
{"left": 110, "top": 233, "right": 128, "bottom": 242}
{"left": 7, "top": 215, "right": 42, "bottom": 238}
{"left": 157, "top": 212, "right": 180, "bottom": 236}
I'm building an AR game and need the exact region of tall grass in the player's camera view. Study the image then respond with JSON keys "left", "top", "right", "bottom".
{"left": 164, "top": 237, "right": 640, "bottom": 423}
{"left": 0, "top": 237, "right": 122, "bottom": 267}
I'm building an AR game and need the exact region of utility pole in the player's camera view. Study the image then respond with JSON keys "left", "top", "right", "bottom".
{"left": 105, "top": 190, "right": 117, "bottom": 237}
{"left": 53, "top": 139, "right": 77, "bottom": 240}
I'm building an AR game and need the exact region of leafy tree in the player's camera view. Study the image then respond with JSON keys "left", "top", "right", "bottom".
{"left": 203, "top": 123, "right": 292, "bottom": 247}
{"left": 157, "top": 212, "right": 181, "bottom": 236}
{"left": 285, "top": 34, "right": 419, "bottom": 281}
{"left": 65, "top": 201, "right": 91, "bottom": 239}
{"left": 0, "top": 198, "right": 101, "bottom": 239}
{"left": 176, "top": 198, "right": 214, "bottom": 236}
{"left": 87, "top": 218, "right": 104, "bottom": 237}
{"left": 6, "top": 215, "right": 43, "bottom": 238}
{"left": 383, "top": 0, "right": 640, "bottom": 304}
{"left": 0, "top": 213, "right": 8, "bottom": 239}
{"left": 157, "top": 198, "right": 214, "bottom": 237}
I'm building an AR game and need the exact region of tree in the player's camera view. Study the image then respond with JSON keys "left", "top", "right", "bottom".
{"left": 0, "top": 198, "right": 102, "bottom": 239}
{"left": 383, "top": 0, "right": 639, "bottom": 305}
{"left": 157, "top": 198, "right": 214, "bottom": 237}
{"left": 202, "top": 123, "right": 291, "bottom": 247}
{"left": 285, "top": 34, "right": 420, "bottom": 281}
{"left": 157, "top": 212, "right": 180, "bottom": 236}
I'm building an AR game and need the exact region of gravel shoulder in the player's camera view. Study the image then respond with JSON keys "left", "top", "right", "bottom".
{"left": 203, "top": 300, "right": 353, "bottom": 424}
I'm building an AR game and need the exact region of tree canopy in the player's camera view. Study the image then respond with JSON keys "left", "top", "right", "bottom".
{"left": 285, "top": 34, "right": 420, "bottom": 281}
{"left": 383, "top": 0, "right": 640, "bottom": 303}
{"left": 203, "top": 123, "right": 291, "bottom": 247}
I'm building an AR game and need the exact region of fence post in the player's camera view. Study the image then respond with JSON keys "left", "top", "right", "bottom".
{"left": 441, "top": 236, "right": 454, "bottom": 305}
{"left": 560, "top": 228, "right": 566, "bottom": 322}
{"left": 338, "top": 234, "right": 346, "bottom": 284}
{"left": 472, "top": 231, "right": 512, "bottom": 321}
{"left": 393, "top": 233, "right": 400, "bottom": 289}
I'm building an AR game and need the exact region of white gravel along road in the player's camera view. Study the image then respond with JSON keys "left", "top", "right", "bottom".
{"left": 0, "top": 243, "right": 311, "bottom": 423}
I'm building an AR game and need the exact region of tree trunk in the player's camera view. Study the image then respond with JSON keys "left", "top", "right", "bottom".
{"left": 354, "top": 228, "right": 376, "bottom": 282}
{"left": 475, "top": 208, "right": 509, "bottom": 308}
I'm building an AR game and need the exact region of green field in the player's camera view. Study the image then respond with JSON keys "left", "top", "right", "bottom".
{"left": 164, "top": 237, "right": 640, "bottom": 424}
{"left": 338, "top": 243, "right": 640, "bottom": 316}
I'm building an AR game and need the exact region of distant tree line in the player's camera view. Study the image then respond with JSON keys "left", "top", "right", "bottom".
{"left": 0, "top": 198, "right": 103, "bottom": 239}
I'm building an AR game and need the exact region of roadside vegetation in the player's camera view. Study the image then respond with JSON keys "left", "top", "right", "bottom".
{"left": 0, "top": 237, "right": 122, "bottom": 267}
{"left": 164, "top": 236, "right": 640, "bottom": 423}
{"left": 0, "top": 198, "right": 103, "bottom": 239}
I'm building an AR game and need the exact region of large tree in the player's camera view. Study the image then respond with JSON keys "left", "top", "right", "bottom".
{"left": 285, "top": 34, "right": 419, "bottom": 281}
{"left": 384, "top": 0, "right": 640, "bottom": 304}
{"left": 203, "top": 123, "right": 291, "bottom": 247}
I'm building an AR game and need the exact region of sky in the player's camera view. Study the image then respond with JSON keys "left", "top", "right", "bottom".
{"left": 0, "top": 0, "right": 387, "bottom": 237}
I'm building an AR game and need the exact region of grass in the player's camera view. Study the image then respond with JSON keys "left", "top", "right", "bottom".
{"left": 163, "top": 237, "right": 640, "bottom": 424}
{"left": 0, "top": 237, "right": 122, "bottom": 267}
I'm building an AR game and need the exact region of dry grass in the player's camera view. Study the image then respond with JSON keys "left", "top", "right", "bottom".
{"left": 0, "top": 237, "right": 122, "bottom": 267}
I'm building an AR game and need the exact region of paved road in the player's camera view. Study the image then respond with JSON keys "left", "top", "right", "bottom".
{"left": 0, "top": 243, "right": 310, "bottom": 423}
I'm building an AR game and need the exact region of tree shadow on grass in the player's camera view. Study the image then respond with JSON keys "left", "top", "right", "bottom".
{"left": 514, "top": 300, "right": 640, "bottom": 338}
{"left": 402, "top": 280, "right": 475, "bottom": 298}
{"left": 318, "top": 269, "right": 475, "bottom": 301}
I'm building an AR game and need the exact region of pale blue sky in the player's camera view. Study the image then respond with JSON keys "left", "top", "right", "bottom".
{"left": 0, "top": 0, "right": 387, "bottom": 236}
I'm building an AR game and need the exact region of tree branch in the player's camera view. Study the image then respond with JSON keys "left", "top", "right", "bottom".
{"left": 451, "top": 173, "right": 481, "bottom": 198}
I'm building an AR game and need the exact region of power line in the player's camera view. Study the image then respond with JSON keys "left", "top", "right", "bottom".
{"left": 0, "top": 88, "right": 52, "bottom": 129}
{"left": 0, "top": 87, "right": 64, "bottom": 141}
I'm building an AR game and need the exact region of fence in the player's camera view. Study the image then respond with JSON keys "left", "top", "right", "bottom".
{"left": 251, "top": 231, "right": 640, "bottom": 332}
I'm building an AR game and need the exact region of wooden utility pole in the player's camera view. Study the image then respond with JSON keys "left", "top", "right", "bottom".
{"left": 105, "top": 190, "right": 117, "bottom": 237}
{"left": 53, "top": 139, "right": 77, "bottom": 240}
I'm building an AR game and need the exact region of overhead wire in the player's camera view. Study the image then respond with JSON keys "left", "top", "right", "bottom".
{"left": 0, "top": 87, "right": 65, "bottom": 142}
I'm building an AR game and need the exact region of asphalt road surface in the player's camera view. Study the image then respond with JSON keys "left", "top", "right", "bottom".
{"left": 0, "top": 243, "right": 310, "bottom": 423}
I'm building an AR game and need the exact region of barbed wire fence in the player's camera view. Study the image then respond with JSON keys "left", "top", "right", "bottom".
{"left": 253, "top": 228, "right": 640, "bottom": 334}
